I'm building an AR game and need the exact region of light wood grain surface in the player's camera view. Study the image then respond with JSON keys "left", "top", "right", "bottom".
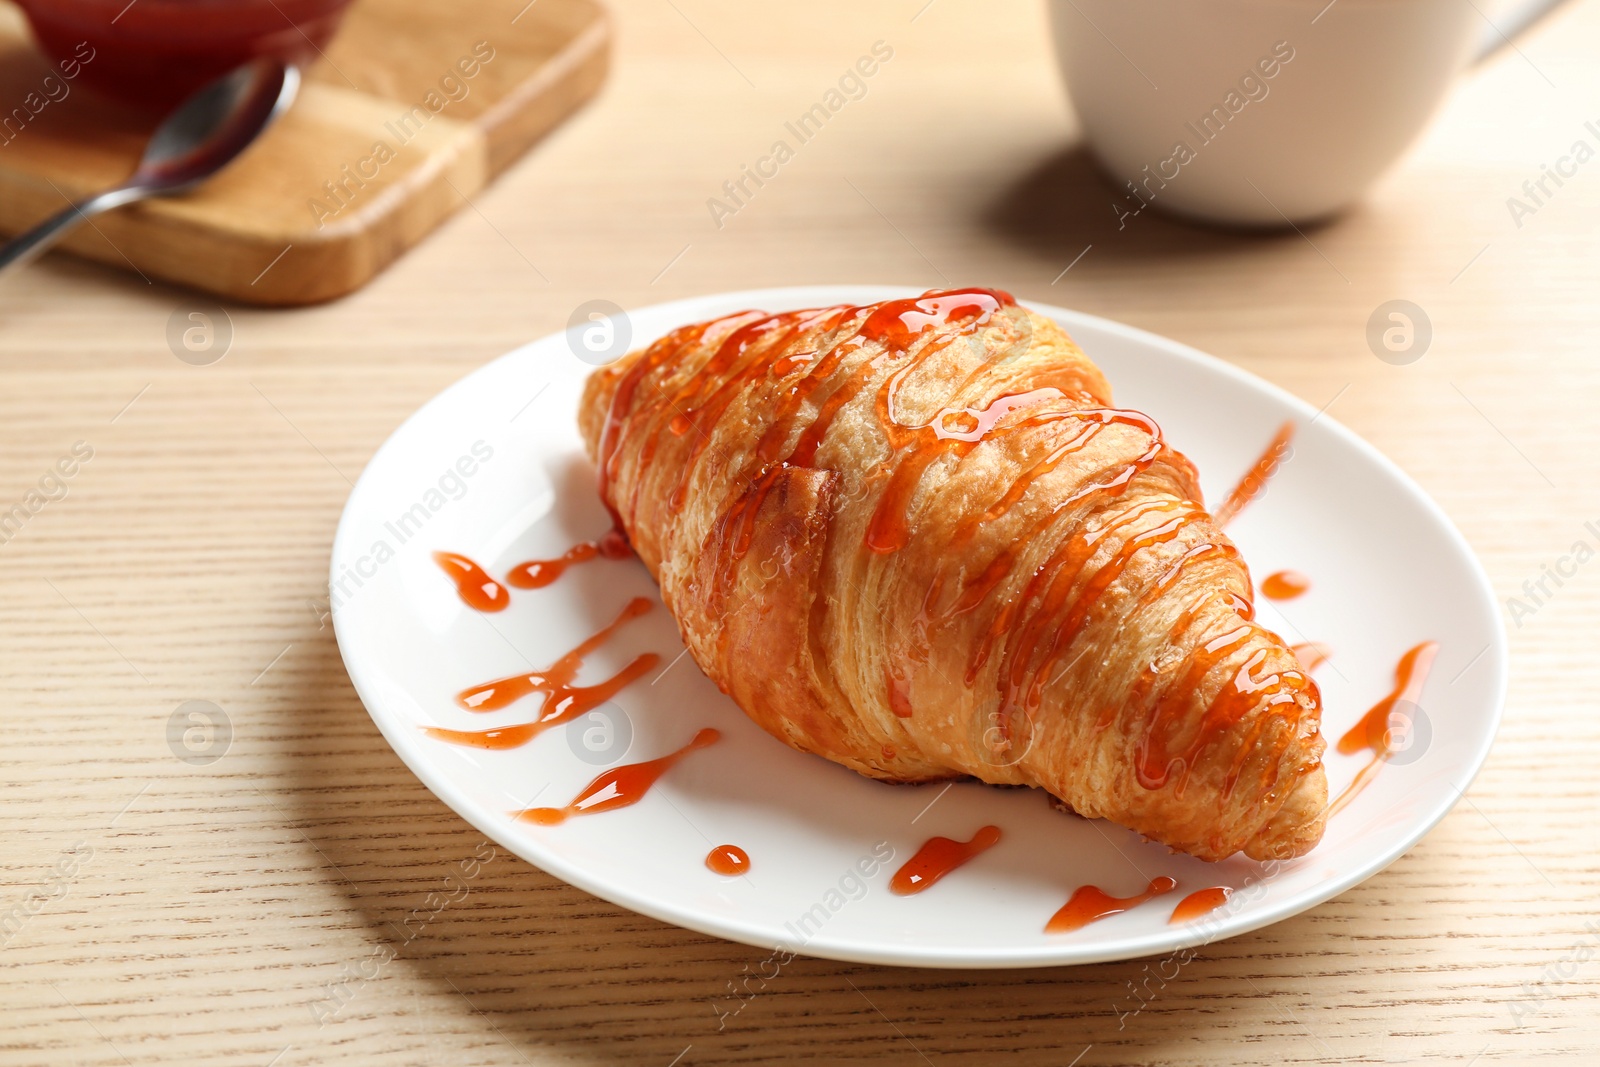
{"left": 0, "top": 0, "right": 608, "bottom": 305}
{"left": 2, "top": 0, "right": 1597, "bottom": 1063}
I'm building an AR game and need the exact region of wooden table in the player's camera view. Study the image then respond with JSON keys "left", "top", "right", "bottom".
{"left": 3, "top": 1, "right": 1596, "bottom": 1063}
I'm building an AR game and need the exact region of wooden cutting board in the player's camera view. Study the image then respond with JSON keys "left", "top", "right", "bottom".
{"left": 0, "top": 0, "right": 609, "bottom": 305}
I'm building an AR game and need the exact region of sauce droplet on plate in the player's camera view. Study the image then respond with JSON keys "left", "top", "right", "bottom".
{"left": 1261, "top": 569, "right": 1311, "bottom": 600}
{"left": 890, "top": 825, "right": 1002, "bottom": 895}
{"left": 425, "top": 598, "right": 659, "bottom": 750}
{"left": 1328, "top": 640, "right": 1439, "bottom": 817}
{"left": 706, "top": 844, "right": 750, "bottom": 876}
{"left": 433, "top": 551, "right": 509, "bottom": 612}
{"left": 1212, "top": 422, "right": 1294, "bottom": 528}
{"left": 1169, "top": 886, "right": 1233, "bottom": 923}
{"left": 515, "top": 728, "right": 721, "bottom": 825}
{"left": 506, "top": 529, "right": 632, "bottom": 589}
{"left": 1046, "top": 876, "right": 1178, "bottom": 933}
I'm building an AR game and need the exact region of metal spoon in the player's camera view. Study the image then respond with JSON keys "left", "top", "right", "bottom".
{"left": 0, "top": 60, "right": 300, "bottom": 280}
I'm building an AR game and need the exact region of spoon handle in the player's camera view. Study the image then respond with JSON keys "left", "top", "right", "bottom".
{"left": 0, "top": 186, "right": 148, "bottom": 281}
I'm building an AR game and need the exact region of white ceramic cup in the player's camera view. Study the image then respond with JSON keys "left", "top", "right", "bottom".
{"left": 1049, "top": 0, "right": 1567, "bottom": 225}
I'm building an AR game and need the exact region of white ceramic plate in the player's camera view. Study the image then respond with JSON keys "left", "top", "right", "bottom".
{"left": 331, "top": 286, "right": 1505, "bottom": 968}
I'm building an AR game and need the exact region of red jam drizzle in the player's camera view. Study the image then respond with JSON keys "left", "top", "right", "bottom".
{"left": 706, "top": 844, "right": 751, "bottom": 876}
{"left": 880, "top": 401, "right": 1167, "bottom": 730}
{"left": 992, "top": 500, "right": 1199, "bottom": 732}
{"left": 864, "top": 386, "right": 1062, "bottom": 555}
{"left": 886, "top": 409, "right": 1165, "bottom": 721}
{"left": 598, "top": 290, "right": 1014, "bottom": 541}
{"left": 515, "top": 728, "right": 721, "bottom": 825}
{"left": 424, "top": 598, "right": 659, "bottom": 750}
{"left": 681, "top": 291, "right": 1050, "bottom": 667}
{"left": 433, "top": 551, "right": 509, "bottom": 612}
{"left": 593, "top": 289, "right": 1184, "bottom": 738}
{"left": 1132, "top": 610, "right": 1318, "bottom": 795}
{"left": 1212, "top": 422, "right": 1294, "bottom": 528}
{"left": 506, "top": 529, "right": 632, "bottom": 589}
{"left": 1261, "top": 570, "right": 1311, "bottom": 600}
{"left": 1169, "top": 886, "right": 1232, "bottom": 923}
{"left": 890, "top": 825, "right": 1002, "bottom": 895}
{"left": 1046, "top": 876, "right": 1178, "bottom": 933}
{"left": 1328, "top": 641, "right": 1439, "bottom": 817}
{"left": 897, "top": 406, "right": 1167, "bottom": 744}
{"left": 595, "top": 312, "right": 735, "bottom": 529}
{"left": 769, "top": 353, "right": 811, "bottom": 377}
{"left": 859, "top": 287, "right": 1016, "bottom": 350}
{"left": 886, "top": 663, "right": 916, "bottom": 719}
{"left": 662, "top": 309, "right": 841, "bottom": 510}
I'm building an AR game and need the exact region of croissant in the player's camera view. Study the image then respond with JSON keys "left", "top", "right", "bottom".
{"left": 578, "top": 288, "right": 1326, "bottom": 861}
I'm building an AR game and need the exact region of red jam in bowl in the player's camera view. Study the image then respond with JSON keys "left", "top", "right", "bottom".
{"left": 16, "top": 0, "right": 355, "bottom": 109}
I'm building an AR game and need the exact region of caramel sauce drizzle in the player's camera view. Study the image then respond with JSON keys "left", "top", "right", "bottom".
{"left": 1046, "top": 877, "right": 1177, "bottom": 933}
{"left": 506, "top": 529, "right": 632, "bottom": 589}
{"left": 1212, "top": 421, "right": 1294, "bottom": 528}
{"left": 889, "top": 825, "right": 1002, "bottom": 895}
{"left": 433, "top": 551, "right": 510, "bottom": 612}
{"left": 1169, "top": 886, "right": 1232, "bottom": 923}
{"left": 515, "top": 728, "right": 720, "bottom": 825}
{"left": 1327, "top": 641, "right": 1439, "bottom": 817}
{"left": 424, "top": 598, "right": 659, "bottom": 750}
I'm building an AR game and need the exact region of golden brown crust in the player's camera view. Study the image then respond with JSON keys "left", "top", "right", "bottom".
{"left": 580, "top": 289, "right": 1326, "bottom": 861}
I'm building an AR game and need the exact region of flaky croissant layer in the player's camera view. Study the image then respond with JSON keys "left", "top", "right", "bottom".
{"left": 580, "top": 289, "right": 1326, "bottom": 861}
